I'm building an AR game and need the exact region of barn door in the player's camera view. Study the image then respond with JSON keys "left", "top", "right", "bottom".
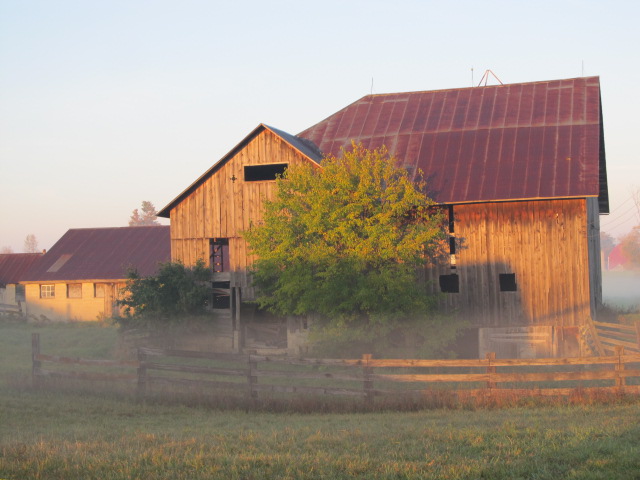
{"left": 210, "top": 238, "right": 230, "bottom": 272}
{"left": 209, "top": 238, "right": 231, "bottom": 309}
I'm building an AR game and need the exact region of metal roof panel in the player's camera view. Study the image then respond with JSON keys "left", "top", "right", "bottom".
{"left": 0, "top": 253, "right": 43, "bottom": 285}
{"left": 298, "top": 76, "right": 607, "bottom": 208}
{"left": 21, "top": 226, "right": 170, "bottom": 282}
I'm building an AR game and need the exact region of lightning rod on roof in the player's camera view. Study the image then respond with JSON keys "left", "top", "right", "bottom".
{"left": 371, "top": 77, "right": 374, "bottom": 95}
{"left": 471, "top": 67, "right": 474, "bottom": 87}
{"left": 477, "top": 69, "right": 504, "bottom": 87}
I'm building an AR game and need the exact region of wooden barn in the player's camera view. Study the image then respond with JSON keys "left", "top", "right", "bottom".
{"left": 159, "top": 76, "right": 608, "bottom": 357}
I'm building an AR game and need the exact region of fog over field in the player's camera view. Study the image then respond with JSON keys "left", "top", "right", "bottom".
{"left": 602, "top": 271, "right": 640, "bottom": 310}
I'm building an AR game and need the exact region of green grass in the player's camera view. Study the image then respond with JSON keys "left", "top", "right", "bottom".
{"left": 1, "top": 317, "right": 640, "bottom": 479}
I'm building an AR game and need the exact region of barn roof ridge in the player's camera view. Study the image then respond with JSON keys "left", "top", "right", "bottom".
{"left": 357, "top": 75, "right": 598, "bottom": 98}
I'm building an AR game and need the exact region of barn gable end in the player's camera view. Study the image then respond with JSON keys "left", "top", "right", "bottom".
{"left": 160, "top": 124, "right": 322, "bottom": 300}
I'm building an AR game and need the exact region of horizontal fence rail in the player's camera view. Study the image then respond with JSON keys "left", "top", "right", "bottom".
{"left": 0, "top": 303, "right": 22, "bottom": 314}
{"left": 31, "top": 333, "right": 640, "bottom": 405}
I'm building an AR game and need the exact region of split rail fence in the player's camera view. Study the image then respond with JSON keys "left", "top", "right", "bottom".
{"left": 31, "top": 333, "right": 640, "bottom": 404}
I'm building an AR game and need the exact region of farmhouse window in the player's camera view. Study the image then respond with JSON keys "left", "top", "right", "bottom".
{"left": 67, "top": 283, "right": 82, "bottom": 298}
{"left": 94, "top": 284, "right": 105, "bottom": 298}
{"left": 244, "top": 163, "right": 288, "bottom": 182}
{"left": 40, "top": 284, "right": 55, "bottom": 299}
{"left": 499, "top": 273, "right": 517, "bottom": 292}
{"left": 439, "top": 274, "right": 459, "bottom": 293}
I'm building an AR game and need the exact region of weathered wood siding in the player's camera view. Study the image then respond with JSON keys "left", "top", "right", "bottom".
{"left": 428, "top": 199, "right": 594, "bottom": 328}
{"left": 169, "top": 129, "right": 316, "bottom": 300}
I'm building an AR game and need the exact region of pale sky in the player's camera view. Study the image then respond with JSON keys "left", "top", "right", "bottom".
{"left": 1, "top": 0, "right": 639, "bottom": 252}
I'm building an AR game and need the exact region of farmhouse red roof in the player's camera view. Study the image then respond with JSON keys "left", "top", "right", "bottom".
{"left": 21, "top": 226, "right": 170, "bottom": 282}
{"left": 298, "top": 76, "right": 608, "bottom": 211}
{"left": 0, "top": 253, "right": 43, "bottom": 285}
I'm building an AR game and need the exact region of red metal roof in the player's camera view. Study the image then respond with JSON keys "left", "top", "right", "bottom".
{"left": 21, "top": 226, "right": 170, "bottom": 282}
{"left": 0, "top": 253, "right": 43, "bottom": 285}
{"left": 298, "top": 77, "right": 608, "bottom": 211}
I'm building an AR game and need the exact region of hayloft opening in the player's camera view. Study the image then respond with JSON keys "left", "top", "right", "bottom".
{"left": 244, "top": 163, "right": 288, "bottom": 182}
{"left": 499, "top": 273, "right": 517, "bottom": 292}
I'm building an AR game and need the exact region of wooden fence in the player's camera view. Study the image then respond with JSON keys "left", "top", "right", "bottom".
{"left": 590, "top": 320, "right": 640, "bottom": 355}
{"left": 0, "top": 302, "right": 22, "bottom": 315}
{"left": 31, "top": 333, "right": 139, "bottom": 387}
{"left": 31, "top": 333, "right": 640, "bottom": 404}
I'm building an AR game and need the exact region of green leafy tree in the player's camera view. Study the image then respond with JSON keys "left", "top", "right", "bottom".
{"left": 129, "top": 201, "right": 160, "bottom": 226}
{"left": 118, "top": 260, "right": 211, "bottom": 326}
{"left": 244, "top": 143, "right": 456, "bottom": 356}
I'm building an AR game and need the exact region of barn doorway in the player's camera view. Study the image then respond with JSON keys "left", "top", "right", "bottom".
{"left": 209, "top": 238, "right": 230, "bottom": 309}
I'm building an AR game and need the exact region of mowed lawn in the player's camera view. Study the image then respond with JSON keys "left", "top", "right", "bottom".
{"left": 1, "top": 319, "right": 640, "bottom": 479}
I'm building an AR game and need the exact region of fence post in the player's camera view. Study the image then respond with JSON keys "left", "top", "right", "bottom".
{"left": 614, "top": 345, "right": 625, "bottom": 389}
{"left": 362, "top": 354, "right": 373, "bottom": 406}
{"left": 31, "top": 333, "right": 41, "bottom": 389}
{"left": 137, "top": 348, "right": 147, "bottom": 399}
{"left": 486, "top": 352, "right": 496, "bottom": 391}
{"left": 248, "top": 355, "right": 258, "bottom": 400}
{"left": 635, "top": 322, "right": 640, "bottom": 350}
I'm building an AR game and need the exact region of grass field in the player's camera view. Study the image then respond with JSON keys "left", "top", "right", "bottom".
{"left": 1, "top": 318, "right": 640, "bottom": 479}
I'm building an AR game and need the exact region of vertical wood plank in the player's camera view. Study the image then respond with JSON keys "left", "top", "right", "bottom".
{"left": 614, "top": 345, "right": 625, "bottom": 388}
{"left": 486, "top": 351, "right": 496, "bottom": 390}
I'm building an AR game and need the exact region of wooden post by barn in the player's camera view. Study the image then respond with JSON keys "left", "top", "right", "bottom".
{"left": 232, "top": 287, "right": 243, "bottom": 353}
{"left": 362, "top": 354, "right": 373, "bottom": 405}
{"left": 31, "top": 333, "right": 41, "bottom": 389}
{"left": 614, "top": 345, "right": 625, "bottom": 389}
{"left": 248, "top": 355, "right": 258, "bottom": 400}
{"left": 136, "top": 348, "right": 147, "bottom": 399}
{"left": 486, "top": 352, "right": 497, "bottom": 390}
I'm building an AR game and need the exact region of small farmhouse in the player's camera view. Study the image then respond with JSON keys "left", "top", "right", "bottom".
{"left": 0, "top": 253, "right": 43, "bottom": 315}
{"left": 159, "top": 76, "right": 608, "bottom": 357}
{"left": 20, "top": 226, "right": 170, "bottom": 321}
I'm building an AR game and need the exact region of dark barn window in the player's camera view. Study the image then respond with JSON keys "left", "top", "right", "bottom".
{"left": 449, "top": 236, "right": 456, "bottom": 255}
{"left": 499, "top": 273, "right": 517, "bottom": 292}
{"left": 244, "top": 163, "right": 288, "bottom": 182}
{"left": 439, "top": 273, "right": 459, "bottom": 293}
